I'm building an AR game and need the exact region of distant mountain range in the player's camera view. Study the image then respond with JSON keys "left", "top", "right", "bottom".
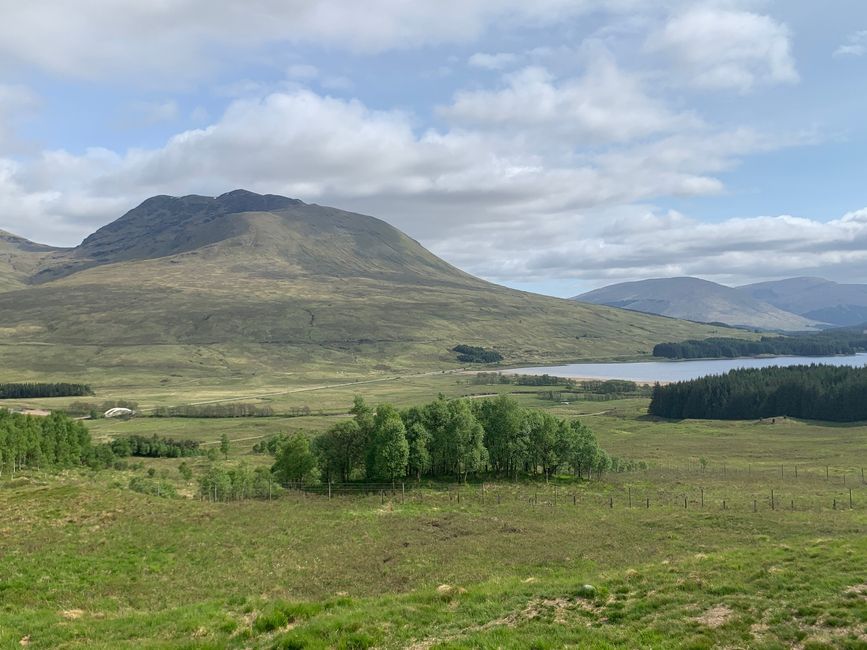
{"left": 574, "top": 276, "right": 867, "bottom": 331}
{"left": 574, "top": 277, "right": 823, "bottom": 331}
{"left": 0, "top": 190, "right": 729, "bottom": 378}
{"left": 737, "top": 277, "right": 867, "bottom": 327}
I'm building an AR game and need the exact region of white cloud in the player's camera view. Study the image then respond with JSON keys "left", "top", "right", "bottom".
{"left": 434, "top": 204, "right": 867, "bottom": 292}
{"left": 646, "top": 7, "right": 798, "bottom": 92}
{"left": 834, "top": 30, "right": 867, "bottom": 57}
{"left": 468, "top": 52, "right": 520, "bottom": 70}
{"left": 0, "top": 85, "right": 791, "bottom": 255}
{"left": 0, "top": 0, "right": 628, "bottom": 82}
{"left": 442, "top": 51, "right": 698, "bottom": 144}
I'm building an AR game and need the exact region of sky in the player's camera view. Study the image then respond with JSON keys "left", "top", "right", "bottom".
{"left": 1, "top": 1, "right": 866, "bottom": 297}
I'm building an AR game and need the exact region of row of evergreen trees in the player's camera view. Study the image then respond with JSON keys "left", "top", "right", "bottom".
{"left": 0, "top": 383, "right": 94, "bottom": 399}
{"left": 268, "top": 395, "right": 620, "bottom": 485}
{"left": 648, "top": 364, "right": 867, "bottom": 421}
{"left": 0, "top": 410, "right": 93, "bottom": 475}
{"left": 653, "top": 331, "right": 867, "bottom": 360}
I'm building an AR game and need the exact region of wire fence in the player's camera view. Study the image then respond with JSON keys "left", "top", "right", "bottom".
{"left": 274, "top": 475, "right": 866, "bottom": 514}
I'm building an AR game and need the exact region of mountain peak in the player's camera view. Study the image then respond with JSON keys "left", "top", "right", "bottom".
{"left": 30, "top": 190, "right": 466, "bottom": 285}
{"left": 215, "top": 189, "right": 301, "bottom": 213}
{"left": 78, "top": 189, "right": 302, "bottom": 255}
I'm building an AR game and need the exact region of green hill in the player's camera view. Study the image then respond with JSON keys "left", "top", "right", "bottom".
{"left": 0, "top": 191, "right": 741, "bottom": 379}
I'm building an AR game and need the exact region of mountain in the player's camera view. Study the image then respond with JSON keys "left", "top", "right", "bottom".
{"left": 737, "top": 277, "right": 867, "bottom": 327}
{"left": 0, "top": 191, "right": 734, "bottom": 378}
{"left": 573, "top": 277, "right": 824, "bottom": 331}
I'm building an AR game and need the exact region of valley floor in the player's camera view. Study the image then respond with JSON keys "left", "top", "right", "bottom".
{"left": 1, "top": 374, "right": 866, "bottom": 648}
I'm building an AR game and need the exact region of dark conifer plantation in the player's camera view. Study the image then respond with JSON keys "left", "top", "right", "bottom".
{"left": 0, "top": 383, "right": 94, "bottom": 399}
{"left": 649, "top": 364, "right": 867, "bottom": 421}
{"left": 653, "top": 329, "right": 867, "bottom": 360}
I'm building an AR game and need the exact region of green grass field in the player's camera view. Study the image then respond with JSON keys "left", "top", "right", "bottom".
{"left": 1, "top": 373, "right": 866, "bottom": 649}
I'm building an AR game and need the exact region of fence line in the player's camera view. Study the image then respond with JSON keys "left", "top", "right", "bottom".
{"left": 268, "top": 479, "right": 863, "bottom": 514}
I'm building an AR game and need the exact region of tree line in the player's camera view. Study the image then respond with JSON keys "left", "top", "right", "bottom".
{"left": 0, "top": 383, "right": 94, "bottom": 399}
{"left": 648, "top": 364, "right": 867, "bottom": 422}
{"left": 470, "top": 373, "right": 575, "bottom": 386}
{"left": 653, "top": 330, "right": 867, "bottom": 360}
{"left": 110, "top": 434, "right": 201, "bottom": 458}
{"left": 265, "top": 395, "right": 631, "bottom": 486}
{"left": 470, "top": 373, "right": 644, "bottom": 395}
{"left": 152, "top": 403, "right": 275, "bottom": 418}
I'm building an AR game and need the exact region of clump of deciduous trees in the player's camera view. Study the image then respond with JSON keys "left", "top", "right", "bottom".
{"left": 197, "top": 464, "right": 279, "bottom": 501}
{"left": 263, "top": 395, "right": 624, "bottom": 485}
{"left": 111, "top": 434, "right": 201, "bottom": 458}
{"left": 0, "top": 409, "right": 95, "bottom": 475}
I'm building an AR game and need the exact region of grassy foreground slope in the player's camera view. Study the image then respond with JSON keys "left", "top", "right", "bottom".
{"left": 2, "top": 377, "right": 866, "bottom": 649}
{"left": 1, "top": 431, "right": 865, "bottom": 648}
{"left": 0, "top": 191, "right": 740, "bottom": 380}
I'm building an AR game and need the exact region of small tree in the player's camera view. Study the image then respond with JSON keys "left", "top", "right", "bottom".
{"left": 568, "top": 420, "right": 599, "bottom": 479}
{"left": 272, "top": 433, "right": 318, "bottom": 485}
{"left": 312, "top": 419, "right": 366, "bottom": 483}
{"left": 406, "top": 422, "right": 431, "bottom": 480}
{"left": 367, "top": 404, "right": 409, "bottom": 485}
{"left": 178, "top": 461, "right": 193, "bottom": 481}
{"left": 219, "top": 433, "right": 230, "bottom": 460}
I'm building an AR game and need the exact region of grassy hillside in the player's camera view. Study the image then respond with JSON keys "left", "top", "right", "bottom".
{"left": 0, "top": 192, "right": 742, "bottom": 380}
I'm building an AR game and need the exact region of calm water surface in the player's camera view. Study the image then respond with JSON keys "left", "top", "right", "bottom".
{"left": 507, "top": 353, "right": 867, "bottom": 383}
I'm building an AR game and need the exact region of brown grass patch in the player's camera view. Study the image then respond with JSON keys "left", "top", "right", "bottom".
{"left": 696, "top": 605, "right": 733, "bottom": 629}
